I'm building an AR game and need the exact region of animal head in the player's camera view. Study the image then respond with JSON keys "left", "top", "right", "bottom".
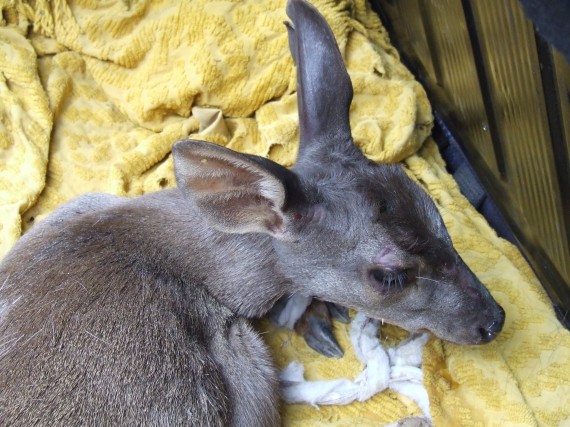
{"left": 173, "top": 0, "right": 504, "bottom": 345}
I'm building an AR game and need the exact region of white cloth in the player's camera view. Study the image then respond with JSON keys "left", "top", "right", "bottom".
{"left": 280, "top": 312, "right": 431, "bottom": 419}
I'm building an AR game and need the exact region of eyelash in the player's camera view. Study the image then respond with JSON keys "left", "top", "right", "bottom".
{"left": 370, "top": 269, "right": 409, "bottom": 292}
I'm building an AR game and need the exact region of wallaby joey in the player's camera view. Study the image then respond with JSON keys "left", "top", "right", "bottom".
{"left": 0, "top": 0, "right": 504, "bottom": 425}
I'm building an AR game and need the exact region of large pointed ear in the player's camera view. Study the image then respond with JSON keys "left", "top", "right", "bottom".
{"left": 286, "top": 0, "right": 353, "bottom": 155}
{"left": 173, "top": 139, "right": 301, "bottom": 236}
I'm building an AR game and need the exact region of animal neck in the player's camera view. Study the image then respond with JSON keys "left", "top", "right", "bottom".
{"left": 125, "top": 189, "right": 294, "bottom": 318}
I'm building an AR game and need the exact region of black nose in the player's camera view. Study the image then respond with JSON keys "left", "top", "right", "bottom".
{"left": 479, "top": 305, "right": 506, "bottom": 343}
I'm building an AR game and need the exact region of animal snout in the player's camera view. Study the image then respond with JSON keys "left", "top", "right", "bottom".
{"left": 478, "top": 305, "right": 505, "bottom": 343}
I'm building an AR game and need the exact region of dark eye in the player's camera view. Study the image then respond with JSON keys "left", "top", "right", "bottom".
{"left": 369, "top": 269, "right": 408, "bottom": 294}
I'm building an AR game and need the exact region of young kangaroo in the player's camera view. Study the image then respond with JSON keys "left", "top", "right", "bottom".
{"left": 0, "top": 0, "right": 504, "bottom": 425}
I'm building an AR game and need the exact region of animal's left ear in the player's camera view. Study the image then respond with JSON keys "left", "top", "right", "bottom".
{"left": 173, "top": 139, "right": 301, "bottom": 237}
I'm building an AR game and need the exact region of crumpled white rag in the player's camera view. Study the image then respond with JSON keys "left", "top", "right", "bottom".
{"left": 280, "top": 312, "right": 431, "bottom": 419}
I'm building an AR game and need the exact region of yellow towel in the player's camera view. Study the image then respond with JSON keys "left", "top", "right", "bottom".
{"left": 1, "top": 0, "right": 568, "bottom": 425}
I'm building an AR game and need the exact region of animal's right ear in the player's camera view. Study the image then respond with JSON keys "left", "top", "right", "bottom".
{"left": 286, "top": 0, "right": 354, "bottom": 157}
{"left": 173, "top": 139, "right": 302, "bottom": 237}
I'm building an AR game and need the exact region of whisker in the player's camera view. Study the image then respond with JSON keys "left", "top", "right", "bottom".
{"left": 84, "top": 330, "right": 111, "bottom": 346}
{"left": 416, "top": 276, "right": 442, "bottom": 285}
{"left": 0, "top": 274, "right": 10, "bottom": 292}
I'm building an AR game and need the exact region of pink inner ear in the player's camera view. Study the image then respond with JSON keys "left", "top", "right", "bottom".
{"left": 374, "top": 247, "right": 402, "bottom": 269}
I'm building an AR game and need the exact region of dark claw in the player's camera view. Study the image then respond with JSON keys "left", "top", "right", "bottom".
{"left": 268, "top": 294, "right": 312, "bottom": 329}
{"left": 326, "top": 302, "right": 350, "bottom": 323}
{"left": 268, "top": 295, "right": 289, "bottom": 325}
{"left": 295, "top": 300, "right": 344, "bottom": 358}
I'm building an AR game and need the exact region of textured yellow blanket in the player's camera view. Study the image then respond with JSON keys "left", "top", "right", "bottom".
{"left": 1, "top": 0, "right": 569, "bottom": 425}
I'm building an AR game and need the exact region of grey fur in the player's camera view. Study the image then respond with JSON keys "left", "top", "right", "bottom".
{"left": 0, "top": 0, "right": 504, "bottom": 425}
